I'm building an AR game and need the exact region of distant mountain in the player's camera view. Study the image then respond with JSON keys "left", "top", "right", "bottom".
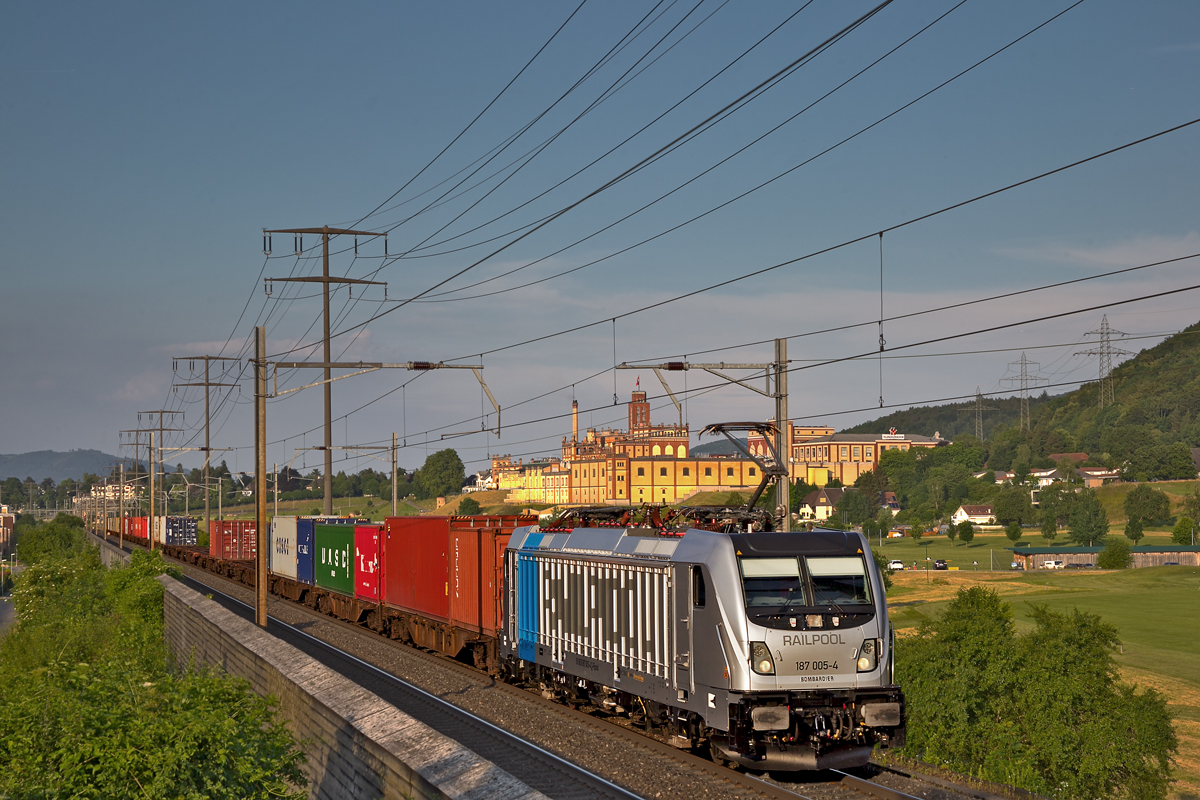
{"left": 691, "top": 437, "right": 748, "bottom": 456}
{"left": 0, "top": 450, "right": 125, "bottom": 482}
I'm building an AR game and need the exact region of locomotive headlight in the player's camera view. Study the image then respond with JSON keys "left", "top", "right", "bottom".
{"left": 857, "top": 638, "right": 879, "bottom": 672}
{"left": 750, "top": 641, "right": 775, "bottom": 675}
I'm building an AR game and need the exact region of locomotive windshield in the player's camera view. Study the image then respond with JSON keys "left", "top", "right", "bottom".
{"left": 806, "top": 556, "right": 872, "bottom": 605}
{"left": 738, "top": 555, "right": 872, "bottom": 611}
{"left": 739, "top": 557, "right": 806, "bottom": 608}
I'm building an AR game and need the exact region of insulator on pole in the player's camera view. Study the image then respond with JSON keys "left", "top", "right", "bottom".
{"left": 384, "top": 286, "right": 388, "bottom": 301}
{"left": 384, "top": 237, "right": 388, "bottom": 256}
{"left": 354, "top": 236, "right": 358, "bottom": 255}
{"left": 411, "top": 361, "right": 432, "bottom": 370}
{"left": 665, "top": 362, "right": 686, "bottom": 371}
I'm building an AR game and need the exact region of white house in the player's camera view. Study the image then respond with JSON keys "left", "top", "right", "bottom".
{"left": 951, "top": 505, "right": 995, "bottom": 525}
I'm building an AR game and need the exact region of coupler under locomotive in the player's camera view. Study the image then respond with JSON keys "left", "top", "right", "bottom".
{"left": 710, "top": 688, "right": 906, "bottom": 771}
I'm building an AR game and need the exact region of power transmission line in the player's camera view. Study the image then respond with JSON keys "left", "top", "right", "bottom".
{"left": 1075, "top": 314, "right": 1134, "bottom": 408}
{"left": 1000, "top": 354, "right": 1049, "bottom": 431}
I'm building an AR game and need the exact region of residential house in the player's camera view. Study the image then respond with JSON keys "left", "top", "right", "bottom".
{"left": 951, "top": 505, "right": 995, "bottom": 525}
{"left": 798, "top": 487, "right": 852, "bottom": 521}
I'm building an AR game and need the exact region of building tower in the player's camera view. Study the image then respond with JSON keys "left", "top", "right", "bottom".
{"left": 628, "top": 389, "right": 650, "bottom": 432}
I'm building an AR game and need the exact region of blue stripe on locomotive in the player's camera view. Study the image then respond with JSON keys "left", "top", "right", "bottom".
{"left": 516, "top": 533, "right": 544, "bottom": 662}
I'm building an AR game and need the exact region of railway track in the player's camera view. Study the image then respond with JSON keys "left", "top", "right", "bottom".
{"left": 97, "top": 533, "right": 1010, "bottom": 800}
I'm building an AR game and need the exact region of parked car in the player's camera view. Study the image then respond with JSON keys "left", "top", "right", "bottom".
{"left": 1163, "top": 561, "right": 1180, "bottom": 566}
{"left": 1043, "top": 560, "right": 1065, "bottom": 569}
{"left": 1010, "top": 561, "right": 1025, "bottom": 570}
{"left": 888, "top": 559, "right": 905, "bottom": 570}
{"left": 933, "top": 559, "right": 948, "bottom": 570}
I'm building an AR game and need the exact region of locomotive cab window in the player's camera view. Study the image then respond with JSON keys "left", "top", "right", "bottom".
{"left": 739, "top": 557, "right": 805, "bottom": 608}
{"left": 806, "top": 556, "right": 872, "bottom": 606}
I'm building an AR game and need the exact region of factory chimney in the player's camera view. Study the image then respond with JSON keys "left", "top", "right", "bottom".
{"left": 572, "top": 400, "right": 579, "bottom": 442}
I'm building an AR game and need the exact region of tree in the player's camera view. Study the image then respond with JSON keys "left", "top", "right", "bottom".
{"left": 834, "top": 488, "right": 874, "bottom": 526}
{"left": 457, "top": 496, "right": 481, "bottom": 516}
{"left": 1098, "top": 537, "right": 1133, "bottom": 570}
{"left": 945, "top": 522, "right": 957, "bottom": 545}
{"left": 1124, "top": 484, "right": 1171, "bottom": 525}
{"left": 1068, "top": 488, "right": 1109, "bottom": 546}
{"left": 1172, "top": 516, "right": 1196, "bottom": 546}
{"left": 726, "top": 492, "right": 745, "bottom": 506}
{"left": 897, "top": 587, "right": 1176, "bottom": 800}
{"left": 414, "top": 449, "right": 465, "bottom": 499}
{"left": 956, "top": 519, "right": 975, "bottom": 546}
{"left": 1040, "top": 513, "right": 1057, "bottom": 543}
{"left": 1124, "top": 515, "right": 1144, "bottom": 544}
{"left": 877, "top": 507, "right": 895, "bottom": 533}
{"left": 994, "top": 485, "right": 1033, "bottom": 526}
{"left": 907, "top": 523, "right": 925, "bottom": 544}
{"left": 1005, "top": 522, "right": 1023, "bottom": 544}
{"left": 1183, "top": 488, "right": 1200, "bottom": 527}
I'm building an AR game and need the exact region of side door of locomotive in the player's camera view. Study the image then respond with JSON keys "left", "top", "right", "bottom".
{"left": 673, "top": 563, "right": 692, "bottom": 695}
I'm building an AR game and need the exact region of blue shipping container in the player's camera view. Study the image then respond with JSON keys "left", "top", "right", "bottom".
{"left": 296, "top": 518, "right": 315, "bottom": 585}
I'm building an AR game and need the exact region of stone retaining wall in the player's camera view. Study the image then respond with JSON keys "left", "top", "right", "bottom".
{"left": 158, "top": 575, "right": 545, "bottom": 800}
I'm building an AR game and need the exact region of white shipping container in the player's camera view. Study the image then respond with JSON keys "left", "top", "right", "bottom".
{"left": 270, "top": 516, "right": 298, "bottom": 579}
{"left": 152, "top": 516, "right": 166, "bottom": 545}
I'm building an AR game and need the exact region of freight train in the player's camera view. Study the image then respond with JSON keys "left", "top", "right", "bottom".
{"left": 148, "top": 508, "right": 905, "bottom": 771}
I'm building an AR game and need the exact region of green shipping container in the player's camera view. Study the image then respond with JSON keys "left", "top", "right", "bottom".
{"left": 314, "top": 523, "right": 355, "bottom": 595}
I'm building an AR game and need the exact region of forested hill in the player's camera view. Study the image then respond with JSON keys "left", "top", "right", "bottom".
{"left": 0, "top": 450, "right": 123, "bottom": 482}
{"left": 841, "top": 394, "right": 1048, "bottom": 441}
{"left": 840, "top": 320, "right": 1200, "bottom": 475}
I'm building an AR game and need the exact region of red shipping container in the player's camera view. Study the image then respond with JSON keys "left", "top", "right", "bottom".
{"left": 382, "top": 515, "right": 534, "bottom": 633}
{"left": 383, "top": 517, "right": 450, "bottom": 620}
{"left": 122, "top": 517, "right": 149, "bottom": 541}
{"left": 354, "top": 524, "right": 382, "bottom": 602}
{"left": 209, "top": 520, "right": 257, "bottom": 560}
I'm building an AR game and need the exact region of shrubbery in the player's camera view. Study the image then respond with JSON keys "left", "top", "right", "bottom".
{"left": 897, "top": 587, "right": 1176, "bottom": 800}
{"left": 0, "top": 518, "right": 306, "bottom": 798}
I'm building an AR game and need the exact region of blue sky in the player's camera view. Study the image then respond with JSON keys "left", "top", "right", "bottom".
{"left": 3, "top": 0, "right": 1199, "bottom": 476}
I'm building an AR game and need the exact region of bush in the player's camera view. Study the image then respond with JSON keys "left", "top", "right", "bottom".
{"left": 897, "top": 587, "right": 1176, "bottom": 799}
{"left": 1098, "top": 537, "right": 1133, "bottom": 570}
{"left": 0, "top": 526, "right": 307, "bottom": 798}
{"left": 457, "top": 497, "right": 482, "bottom": 516}
{"left": 1005, "top": 522, "right": 1022, "bottom": 544}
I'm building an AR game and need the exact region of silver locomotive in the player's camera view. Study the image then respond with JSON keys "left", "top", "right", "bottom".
{"left": 500, "top": 522, "right": 905, "bottom": 770}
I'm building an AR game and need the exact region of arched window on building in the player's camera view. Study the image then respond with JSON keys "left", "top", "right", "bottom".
{"left": 678, "top": 445, "right": 687, "bottom": 458}
{"left": 652, "top": 445, "right": 661, "bottom": 456}
{"left": 665, "top": 445, "right": 674, "bottom": 456}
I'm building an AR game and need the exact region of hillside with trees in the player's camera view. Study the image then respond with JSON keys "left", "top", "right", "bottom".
{"left": 841, "top": 321, "right": 1200, "bottom": 479}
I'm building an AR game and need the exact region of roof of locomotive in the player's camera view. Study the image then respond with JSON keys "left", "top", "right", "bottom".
{"left": 508, "top": 524, "right": 864, "bottom": 563}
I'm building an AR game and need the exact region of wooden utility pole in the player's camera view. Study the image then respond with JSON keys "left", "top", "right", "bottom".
{"left": 262, "top": 226, "right": 386, "bottom": 516}
{"left": 172, "top": 356, "right": 238, "bottom": 546}
{"left": 254, "top": 326, "right": 268, "bottom": 628}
